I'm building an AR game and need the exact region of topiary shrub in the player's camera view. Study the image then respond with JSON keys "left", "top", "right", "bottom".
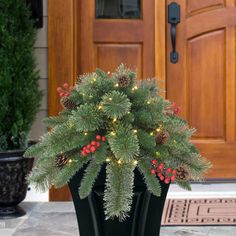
{"left": 0, "top": 0, "right": 42, "bottom": 151}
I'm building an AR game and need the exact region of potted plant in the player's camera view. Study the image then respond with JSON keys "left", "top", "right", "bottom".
{"left": 0, "top": 0, "right": 42, "bottom": 219}
{"left": 25, "top": 65, "right": 211, "bottom": 236}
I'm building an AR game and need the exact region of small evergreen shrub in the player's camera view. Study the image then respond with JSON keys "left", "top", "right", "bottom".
{"left": 0, "top": 0, "right": 42, "bottom": 151}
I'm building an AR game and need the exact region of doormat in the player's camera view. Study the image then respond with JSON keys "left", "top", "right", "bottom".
{"left": 161, "top": 198, "right": 236, "bottom": 226}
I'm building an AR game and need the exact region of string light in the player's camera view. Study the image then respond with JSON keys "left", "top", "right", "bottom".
{"left": 109, "top": 98, "right": 112, "bottom": 101}
{"left": 132, "top": 86, "right": 138, "bottom": 91}
{"left": 110, "top": 131, "right": 116, "bottom": 136}
{"left": 113, "top": 118, "right": 117, "bottom": 123}
{"left": 106, "top": 158, "right": 111, "bottom": 162}
{"left": 147, "top": 101, "right": 151, "bottom": 104}
{"left": 133, "top": 129, "right": 138, "bottom": 133}
{"left": 98, "top": 105, "right": 102, "bottom": 110}
{"left": 84, "top": 132, "right": 88, "bottom": 136}
{"left": 156, "top": 128, "right": 161, "bottom": 132}
{"left": 93, "top": 78, "right": 97, "bottom": 82}
{"left": 115, "top": 83, "right": 119, "bottom": 87}
{"left": 150, "top": 132, "right": 154, "bottom": 136}
{"left": 69, "top": 159, "right": 72, "bottom": 163}
{"left": 89, "top": 95, "right": 93, "bottom": 98}
{"left": 133, "top": 160, "right": 138, "bottom": 165}
{"left": 117, "top": 159, "right": 122, "bottom": 165}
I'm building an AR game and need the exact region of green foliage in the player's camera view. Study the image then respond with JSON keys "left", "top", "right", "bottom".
{"left": 25, "top": 64, "right": 211, "bottom": 221}
{"left": 0, "top": 0, "right": 42, "bottom": 150}
{"left": 79, "top": 160, "right": 102, "bottom": 199}
{"left": 70, "top": 104, "right": 103, "bottom": 132}
{"left": 138, "top": 160, "right": 161, "bottom": 197}
{"left": 108, "top": 125, "right": 139, "bottom": 162}
{"left": 104, "top": 163, "right": 134, "bottom": 220}
{"left": 101, "top": 91, "right": 131, "bottom": 119}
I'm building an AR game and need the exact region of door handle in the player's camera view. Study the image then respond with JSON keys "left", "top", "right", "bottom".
{"left": 168, "top": 2, "right": 180, "bottom": 64}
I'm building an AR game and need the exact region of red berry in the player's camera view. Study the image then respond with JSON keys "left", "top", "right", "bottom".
{"left": 87, "top": 144, "right": 91, "bottom": 149}
{"left": 150, "top": 169, "right": 156, "bottom": 175}
{"left": 166, "top": 167, "right": 172, "bottom": 173}
{"left": 81, "top": 151, "right": 86, "bottom": 157}
{"left": 91, "top": 141, "right": 97, "bottom": 146}
{"left": 158, "top": 163, "right": 164, "bottom": 170}
{"left": 101, "top": 136, "right": 106, "bottom": 142}
{"left": 171, "top": 175, "right": 176, "bottom": 181}
{"left": 85, "top": 149, "right": 91, "bottom": 154}
{"left": 157, "top": 173, "right": 163, "bottom": 178}
{"left": 151, "top": 159, "right": 157, "bottom": 165}
{"left": 96, "top": 135, "right": 101, "bottom": 140}
{"left": 63, "top": 83, "right": 69, "bottom": 88}
{"left": 172, "top": 170, "right": 177, "bottom": 175}
{"left": 65, "top": 92, "right": 70, "bottom": 97}
{"left": 59, "top": 92, "right": 65, "bottom": 97}
{"left": 96, "top": 142, "right": 101, "bottom": 147}
{"left": 57, "top": 87, "right": 62, "bottom": 92}
{"left": 164, "top": 178, "right": 170, "bottom": 184}
{"left": 90, "top": 146, "right": 96, "bottom": 153}
{"left": 160, "top": 176, "right": 165, "bottom": 181}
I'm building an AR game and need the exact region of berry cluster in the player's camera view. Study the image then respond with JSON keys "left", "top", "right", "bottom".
{"left": 81, "top": 135, "right": 106, "bottom": 157}
{"left": 150, "top": 159, "right": 176, "bottom": 184}
{"left": 57, "top": 83, "right": 73, "bottom": 98}
{"left": 171, "top": 102, "right": 181, "bottom": 115}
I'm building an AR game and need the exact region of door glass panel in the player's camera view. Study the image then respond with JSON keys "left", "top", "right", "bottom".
{"left": 96, "top": 0, "right": 141, "bottom": 19}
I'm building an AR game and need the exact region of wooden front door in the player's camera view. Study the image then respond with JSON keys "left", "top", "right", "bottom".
{"left": 167, "top": 0, "right": 236, "bottom": 178}
{"left": 79, "top": 1, "right": 156, "bottom": 79}
{"left": 48, "top": 0, "right": 236, "bottom": 200}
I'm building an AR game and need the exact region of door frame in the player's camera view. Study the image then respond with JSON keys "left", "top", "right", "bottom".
{"left": 48, "top": 0, "right": 166, "bottom": 200}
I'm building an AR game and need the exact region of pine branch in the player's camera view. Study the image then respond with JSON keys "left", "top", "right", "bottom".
{"left": 108, "top": 125, "right": 139, "bottom": 162}
{"left": 138, "top": 160, "right": 161, "bottom": 197}
{"left": 70, "top": 104, "right": 103, "bottom": 131}
{"left": 101, "top": 91, "right": 131, "bottom": 119}
{"left": 43, "top": 116, "right": 67, "bottom": 128}
{"left": 79, "top": 160, "right": 102, "bottom": 199}
{"left": 104, "top": 163, "right": 134, "bottom": 221}
{"left": 54, "top": 157, "right": 89, "bottom": 187}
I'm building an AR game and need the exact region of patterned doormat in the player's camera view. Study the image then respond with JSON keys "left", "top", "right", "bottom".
{"left": 161, "top": 198, "right": 236, "bottom": 226}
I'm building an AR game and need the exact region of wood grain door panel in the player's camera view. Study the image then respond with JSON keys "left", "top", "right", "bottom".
{"left": 167, "top": 0, "right": 236, "bottom": 178}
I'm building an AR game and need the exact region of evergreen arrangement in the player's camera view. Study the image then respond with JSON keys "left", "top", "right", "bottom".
{"left": 0, "top": 0, "right": 42, "bottom": 151}
{"left": 25, "top": 65, "right": 211, "bottom": 220}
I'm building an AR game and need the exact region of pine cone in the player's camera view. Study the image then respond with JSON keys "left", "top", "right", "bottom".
{"left": 155, "top": 130, "right": 169, "bottom": 144}
{"left": 60, "top": 97, "right": 77, "bottom": 110}
{"left": 118, "top": 75, "right": 131, "bottom": 88}
{"left": 55, "top": 154, "right": 69, "bottom": 169}
{"left": 176, "top": 166, "right": 189, "bottom": 181}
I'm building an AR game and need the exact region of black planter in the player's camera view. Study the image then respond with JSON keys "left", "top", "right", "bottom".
{"left": 69, "top": 165, "right": 169, "bottom": 236}
{"left": 0, "top": 150, "right": 34, "bottom": 219}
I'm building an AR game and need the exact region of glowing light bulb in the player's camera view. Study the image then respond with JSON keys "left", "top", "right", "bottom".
{"left": 147, "top": 101, "right": 151, "bottom": 104}
{"left": 150, "top": 132, "right": 154, "bottom": 136}
{"left": 156, "top": 128, "right": 161, "bottom": 132}
{"left": 111, "top": 132, "right": 116, "bottom": 136}
{"left": 106, "top": 158, "right": 111, "bottom": 162}
{"left": 115, "top": 83, "right": 119, "bottom": 87}
{"left": 133, "top": 129, "right": 138, "bottom": 133}
{"left": 117, "top": 160, "right": 122, "bottom": 165}
{"left": 84, "top": 132, "right": 88, "bottom": 136}
{"left": 113, "top": 118, "right": 117, "bottom": 123}
{"left": 109, "top": 98, "right": 112, "bottom": 101}
{"left": 98, "top": 105, "right": 102, "bottom": 110}
{"left": 133, "top": 160, "right": 138, "bottom": 165}
{"left": 69, "top": 159, "right": 72, "bottom": 163}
